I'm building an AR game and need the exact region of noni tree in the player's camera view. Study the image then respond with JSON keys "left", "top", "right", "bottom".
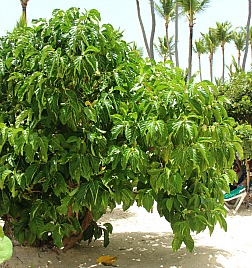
{"left": 0, "top": 7, "right": 240, "bottom": 252}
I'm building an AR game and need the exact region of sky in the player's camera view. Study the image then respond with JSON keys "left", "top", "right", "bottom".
{"left": 0, "top": 0, "right": 250, "bottom": 81}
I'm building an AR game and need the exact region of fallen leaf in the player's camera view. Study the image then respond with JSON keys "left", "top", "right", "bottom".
{"left": 96, "top": 255, "right": 118, "bottom": 266}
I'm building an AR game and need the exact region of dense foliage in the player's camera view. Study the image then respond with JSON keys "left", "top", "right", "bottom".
{"left": 0, "top": 8, "right": 241, "bottom": 252}
{"left": 218, "top": 70, "right": 252, "bottom": 124}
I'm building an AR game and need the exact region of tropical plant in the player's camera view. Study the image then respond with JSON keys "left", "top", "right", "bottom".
{"left": 0, "top": 7, "right": 240, "bottom": 253}
{"left": 178, "top": 0, "right": 211, "bottom": 81}
{"left": 201, "top": 28, "right": 220, "bottom": 82}
{"left": 218, "top": 70, "right": 252, "bottom": 125}
{"left": 232, "top": 27, "right": 246, "bottom": 68}
{"left": 218, "top": 70, "right": 252, "bottom": 199}
{"left": 0, "top": 7, "right": 138, "bottom": 251}
{"left": 155, "top": 0, "right": 176, "bottom": 62}
{"left": 242, "top": 0, "right": 251, "bottom": 70}
{"left": 193, "top": 38, "right": 207, "bottom": 81}
{"left": 135, "top": 0, "right": 156, "bottom": 59}
{"left": 215, "top": 21, "right": 233, "bottom": 82}
{"left": 154, "top": 35, "right": 175, "bottom": 62}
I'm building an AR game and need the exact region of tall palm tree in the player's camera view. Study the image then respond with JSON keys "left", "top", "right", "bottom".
{"left": 232, "top": 27, "right": 246, "bottom": 68}
{"left": 193, "top": 38, "right": 207, "bottom": 81}
{"left": 155, "top": 0, "right": 175, "bottom": 62}
{"left": 178, "top": 0, "right": 210, "bottom": 81}
{"left": 20, "top": 0, "right": 29, "bottom": 22}
{"left": 201, "top": 28, "right": 220, "bottom": 82}
{"left": 215, "top": 21, "right": 233, "bottom": 82}
{"left": 174, "top": 0, "right": 180, "bottom": 67}
{"left": 242, "top": 0, "right": 251, "bottom": 71}
{"left": 149, "top": 0, "right": 156, "bottom": 60}
{"left": 154, "top": 35, "right": 175, "bottom": 62}
{"left": 135, "top": 0, "right": 156, "bottom": 60}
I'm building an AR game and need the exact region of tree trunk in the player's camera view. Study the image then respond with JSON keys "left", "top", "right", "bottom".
{"left": 242, "top": 0, "right": 251, "bottom": 70}
{"left": 238, "top": 50, "right": 241, "bottom": 68}
{"left": 198, "top": 55, "right": 202, "bottom": 81}
{"left": 209, "top": 53, "right": 213, "bottom": 82}
{"left": 135, "top": 0, "right": 151, "bottom": 58}
{"left": 165, "top": 22, "right": 173, "bottom": 62}
{"left": 221, "top": 44, "right": 225, "bottom": 82}
{"left": 188, "top": 23, "right": 193, "bottom": 81}
{"left": 22, "top": 6, "right": 27, "bottom": 21}
{"left": 20, "top": 0, "right": 29, "bottom": 22}
{"left": 174, "top": 1, "right": 179, "bottom": 67}
{"left": 149, "top": 0, "right": 156, "bottom": 60}
{"left": 62, "top": 209, "right": 93, "bottom": 252}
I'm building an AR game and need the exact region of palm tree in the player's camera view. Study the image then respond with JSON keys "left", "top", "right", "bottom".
{"left": 20, "top": 0, "right": 29, "bottom": 22}
{"left": 135, "top": 0, "right": 156, "bottom": 60}
{"left": 154, "top": 35, "right": 175, "bottom": 62}
{"left": 149, "top": 0, "right": 156, "bottom": 60}
{"left": 215, "top": 21, "right": 233, "bottom": 82}
{"left": 155, "top": 0, "right": 175, "bottom": 62}
{"left": 174, "top": 0, "right": 180, "bottom": 67}
{"left": 242, "top": 0, "right": 251, "bottom": 71}
{"left": 232, "top": 27, "right": 246, "bottom": 68}
{"left": 130, "top": 42, "right": 144, "bottom": 58}
{"left": 201, "top": 28, "right": 220, "bottom": 82}
{"left": 193, "top": 38, "right": 207, "bottom": 81}
{"left": 178, "top": 0, "right": 210, "bottom": 81}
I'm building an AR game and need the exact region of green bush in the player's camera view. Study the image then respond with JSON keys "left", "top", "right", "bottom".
{"left": 0, "top": 8, "right": 240, "bottom": 252}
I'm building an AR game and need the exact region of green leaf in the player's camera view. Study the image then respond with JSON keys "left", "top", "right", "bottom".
{"left": 172, "top": 235, "right": 183, "bottom": 252}
{"left": 52, "top": 225, "right": 63, "bottom": 248}
{"left": 0, "top": 235, "right": 13, "bottom": 264}
{"left": 25, "top": 163, "right": 39, "bottom": 186}
{"left": 183, "top": 233, "right": 194, "bottom": 252}
{"left": 166, "top": 198, "right": 173, "bottom": 212}
{"left": 111, "top": 124, "right": 124, "bottom": 139}
{"left": 0, "top": 227, "right": 3, "bottom": 239}
{"left": 142, "top": 194, "right": 154, "bottom": 212}
{"left": 39, "top": 136, "right": 48, "bottom": 162}
{"left": 0, "top": 170, "right": 13, "bottom": 189}
{"left": 103, "top": 229, "right": 110, "bottom": 248}
{"left": 89, "top": 181, "right": 100, "bottom": 204}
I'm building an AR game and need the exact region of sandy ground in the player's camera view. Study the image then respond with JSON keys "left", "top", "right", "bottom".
{"left": 1, "top": 202, "right": 252, "bottom": 268}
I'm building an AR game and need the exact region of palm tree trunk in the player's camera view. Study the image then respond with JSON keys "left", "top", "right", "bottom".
{"left": 198, "top": 55, "right": 202, "bottom": 81}
{"left": 242, "top": 0, "right": 251, "bottom": 70}
{"left": 135, "top": 0, "right": 151, "bottom": 58}
{"left": 174, "top": 1, "right": 179, "bottom": 67}
{"left": 238, "top": 50, "right": 241, "bottom": 68}
{"left": 22, "top": 6, "right": 27, "bottom": 21}
{"left": 165, "top": 22, "right": 173, "bottom": 62}
{"left": 209, "top": 53, "right": 213, "bottom": 83}
{"left": 20, "top": 0, "right": 29, "bottom": 23}
{"left": 149, "top": 0, "right": 156, "bottom": 60}
{"left": 188, "top": 23, "right": 193, "bottom": 81}
{"left": 221, "top": 44, "right": 225, "bottom": 82}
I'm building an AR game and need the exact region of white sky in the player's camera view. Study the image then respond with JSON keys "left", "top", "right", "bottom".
{"left": 0, "top": 0, "right": 250, "bottom": 81}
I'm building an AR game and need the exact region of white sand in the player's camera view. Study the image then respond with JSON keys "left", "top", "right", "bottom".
{"left": 1, "top": 202, "right": 252, "bottom": 268}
